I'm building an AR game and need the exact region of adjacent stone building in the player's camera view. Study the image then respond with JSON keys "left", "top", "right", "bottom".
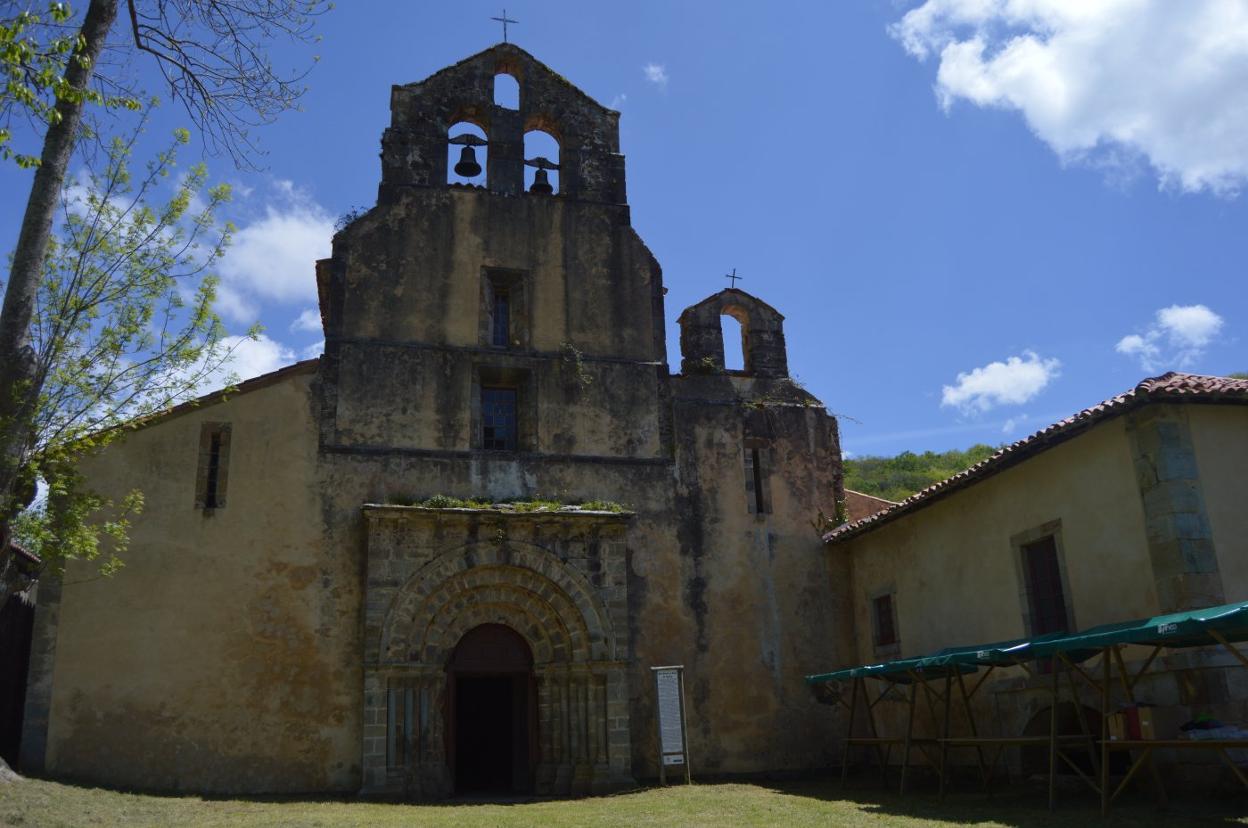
{"left": 19, "top": 44, "right": 848, "bottom": 797}
{"left": 825, "top": 373, "right": 1248, "bottom": 776}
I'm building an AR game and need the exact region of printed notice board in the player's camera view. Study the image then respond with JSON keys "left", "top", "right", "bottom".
{"left": 651, "top": 665, "right": 691, "bottom": 784}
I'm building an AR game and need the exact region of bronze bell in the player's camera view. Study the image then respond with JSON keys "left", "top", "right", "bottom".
{"left": 529, "top": 168, "right": 553, "bottom": 194}
{"left": 454, "top": 145, "right": 482, "bottom": 178}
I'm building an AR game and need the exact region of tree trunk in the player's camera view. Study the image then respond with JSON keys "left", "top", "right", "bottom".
{"left": 0, "top": 0, "right": 120, "bottom": 531}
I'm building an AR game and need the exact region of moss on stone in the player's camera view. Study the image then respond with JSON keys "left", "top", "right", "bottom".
{"left": 407, "top": 495, "right": 627, "bottom": 513}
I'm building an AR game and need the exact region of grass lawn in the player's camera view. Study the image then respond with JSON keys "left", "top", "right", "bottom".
{"left": 2, "top": 777, "right": 1246, "bottom": 827}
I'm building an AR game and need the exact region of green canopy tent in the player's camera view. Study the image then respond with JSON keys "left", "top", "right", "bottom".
{"left": 807, "top": 653, "right": 982, "bottom": 795}
{"left": 1012, "top": 601, "right": 1248, "bottom": 814}
{"left": 807, "top": 636, "right": 1087, "bottom": 801}
{"left": 806, "top": 601, "right": 1248, "bottom": 812}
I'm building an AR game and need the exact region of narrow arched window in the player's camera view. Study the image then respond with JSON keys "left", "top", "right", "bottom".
{"left": 523, "top": 129, "right": 560, "bottom": 195}
{"left": 721, "top": 312, "right": 746, "bottom": 371}
{"left": 447, "top": 122, "right": 488, "bottom": 185}
{"left": 494, "top": 73, "right": 519, "bottom": 109}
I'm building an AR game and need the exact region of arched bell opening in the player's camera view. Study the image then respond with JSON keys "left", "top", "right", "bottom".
{"left": 446, "top": 623, "right": 537, "bottom": 794}
{"left": 721, "top": 305, "right": 751, "bottom": 373}
{"left": 494, "top": 72, "right": 520, "bottom": 109}
{"left": 523, "top": 129, "right": 560, "bottom": 195}
{"left": 447, "top": 122, "right": 488, "bottom": 186}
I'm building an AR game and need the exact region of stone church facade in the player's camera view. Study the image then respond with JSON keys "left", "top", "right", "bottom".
{"left": 20, "top": 44, "right": 849, "bottom": 797}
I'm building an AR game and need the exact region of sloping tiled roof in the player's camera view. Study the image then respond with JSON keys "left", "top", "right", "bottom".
{"left": 826, "top": 372, "right": 1248, "bottom": 544}
{"left": 6, "top": 541, "right": 39, "bottom": 565}
{"left": 843, "top": 489, "right": 898, "bottom": 523}
{"left": 116, "top": 358, "right": 320, "bottom": 436}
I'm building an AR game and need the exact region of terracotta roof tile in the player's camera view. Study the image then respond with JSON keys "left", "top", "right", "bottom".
{"left": 826, "top": 372, "right": 1248, "bottom": 544}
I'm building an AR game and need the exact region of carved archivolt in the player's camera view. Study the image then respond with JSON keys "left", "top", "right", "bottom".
{"left": 380, "top": 540, "right": 616, "bottom": 666}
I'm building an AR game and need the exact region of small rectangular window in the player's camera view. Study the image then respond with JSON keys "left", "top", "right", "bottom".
{"left": 1022, "top": 535, "right": 1069, "bottom": 635}
{"left": 481, "top": 269, "right": 526, "bottom": 350}
{"left": 195, "top": 423, "right": 231, "bottom": 511}
{"left": 491, "top": 287, "right": 510, "bottom": 347}
{"left": 481, "top": 387, "right": 518, "bottom": 451}
{"left": 743, "top": 440, "right": 771, "bottom": 515}
{"left": 873, "top": 594, "right": 898, "bottom": 647}
{"left": 205, "top": 432, "right": 224, "bottom": 508}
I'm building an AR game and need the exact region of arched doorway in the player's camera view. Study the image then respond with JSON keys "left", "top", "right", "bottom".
{"left": 447, "top": 624, "right": 536, "bottom": 794}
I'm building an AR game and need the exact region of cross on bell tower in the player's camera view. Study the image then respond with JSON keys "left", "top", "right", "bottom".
{"left": 491, "top": 9, "right": 518, "bottom": 42}
{"left": 725, "top": 268, "right": 743, "bottom": 289}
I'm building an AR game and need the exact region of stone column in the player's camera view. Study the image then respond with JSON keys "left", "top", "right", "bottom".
{"left": 553, "top": 672, "right": 572, "bottom": 793}
{"left": 535, "top": 672, "right": 555, "bottom": 793}
{"left": 591, "top": 671, "right": 612, "bottom": 792}
{"left": 605, "top": 666, "right": 634, "bottom": 787}
{"left": 572, "top": 672, "right": 593, "bottom": 794}
{"left": 1126, "top": 405, "right": 1225, "bottom": 611}
{"left": 359, "top": 670, "right": 390, "bottom": 794}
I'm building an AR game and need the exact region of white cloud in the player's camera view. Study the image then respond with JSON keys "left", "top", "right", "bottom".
{"left": 1115, "top": 304, "right": 1225, "bottom": 370}
{"left": 190, "top": 334, "right": 297, "bottom": 395}
{"left": 290, "top": 307, "right": 322, "bottom": 333}
{"left": 1001, "top": 413, "right": 1031, "bottom": 435}
{"left": 891, "top": 0, "right": 1248, "bottom": 194}
{"left": 1114, "top": 333, "right": 1160, "bottom": 365}
{"left": 300, "top": 339, "right": 325, "bottom": 360}
{"left": 941, "top": 350, "right": 1061, "bottom": 413}
{"left": 217, "top": 180, "right": 333, "bottom": 321}
{"left": 643, "top": 63, "right": 668, "bottom": 89}
{"left": 609, "top": 93, "right": 627, "bottom": 109}
{"left": 1157, "top": 304, "right": 1224, "bottom": 349}
{"left": 213, "top": 283, "right": 258, "bottom": 322}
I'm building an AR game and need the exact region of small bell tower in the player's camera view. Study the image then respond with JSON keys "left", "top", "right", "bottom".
{"left": 377, "top": 43, "right": 628, "bottom": 205}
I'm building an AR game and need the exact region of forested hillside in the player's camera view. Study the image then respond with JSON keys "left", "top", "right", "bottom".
{"left": 844, "top": 444, "right": 1000, "bottom": 503}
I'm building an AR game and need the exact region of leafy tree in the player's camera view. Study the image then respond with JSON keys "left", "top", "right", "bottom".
{"left": 0, "top": 0, "right": 326, "bottom": 580}
{"left": 845, "top": 444, "right": 1000, "bottom": 503}
{"left": 0, "top": 113, "right": 239, "bottom": 603}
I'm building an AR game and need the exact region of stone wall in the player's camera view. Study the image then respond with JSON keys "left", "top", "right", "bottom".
{"left": 26, "top": 42, "right": 853, "bottom": 798}
{"left": 25, "top": 367, "right": 363, "bottom": 793}
{"left": 831, "top": 403, "right": 1248, "bottom": 781}
{"left": 359, "top": 507, "right": 633, "bottom": 796}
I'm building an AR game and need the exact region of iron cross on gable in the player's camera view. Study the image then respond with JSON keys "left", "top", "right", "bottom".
{"left": 725, "top": 268, "right": 743, "bottom": 289}
{"left": 491, "top": 9, "right": 518, "bottom": 42}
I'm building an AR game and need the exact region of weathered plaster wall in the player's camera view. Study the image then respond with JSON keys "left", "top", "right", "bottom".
{"left": 830, "top": 418, "right": 1157, "bottom": 754}
{"left": 1188, "top": 405, "right": 1248, "bottom": 603}
{"left": 37, "top": 371, "right": 361, "bottom": 793}
{"left": 35, "top": 42, "right": 856, "bottom": 797}
{"left": 626, "top": 373, "right": 849, "bottom": 776}
{"left": 322, "top": 190, "right": 665, "bottom": 459}
{"left": 329, "top": 192, "right": 659, "bottom": 359}
{"left": 829, "top": 408, "right": 1248, "bottom": 774}
{"left": 840, "top": 418, "right": 1155, "bottom": 669}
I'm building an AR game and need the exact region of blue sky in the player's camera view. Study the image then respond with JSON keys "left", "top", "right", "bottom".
{"left": 2, "top": 1, "right": 1246, "bottom": 458}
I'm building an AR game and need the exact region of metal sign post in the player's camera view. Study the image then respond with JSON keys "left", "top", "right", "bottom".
{"left": 651, "top": 665, "right": 691, "bottom": 784}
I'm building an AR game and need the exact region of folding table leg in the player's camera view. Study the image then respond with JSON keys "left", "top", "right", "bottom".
{"left": 1100, "top": 650, "right": 1110, "bottom": 817}
{"left": 900, "top": 682, "right": 917, "bottom": 795}
{"left": 1049, "top": 657, "right": 1059, "bottom": 812}
{"left": 841, "top": 678, "right": 859, "bottom": 790}
{"left": 1215, "top": 747, "right": 1248, "bottom": 790}
{"left": 939, "top": 673, "right": 952, "bottom": 801}
{"left": 1147, "top": 753, "right": 1169, "bottom": 810}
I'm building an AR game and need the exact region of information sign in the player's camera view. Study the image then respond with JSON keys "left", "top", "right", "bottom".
{"left": 651, "top": 665, "right": 691, "bottom": 784}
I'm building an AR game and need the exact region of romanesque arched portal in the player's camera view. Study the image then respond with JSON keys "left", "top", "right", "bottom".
{"left": 447, "top": 623, "right": 535, "bottom": 793}
{"left": 360, "top": 505, "right": 634, "bottom": 798}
